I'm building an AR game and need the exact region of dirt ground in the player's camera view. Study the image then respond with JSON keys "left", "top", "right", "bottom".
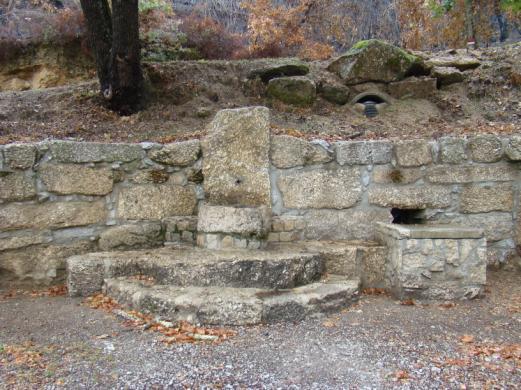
{"left": 1, "top": 269, "right": 520, "bottom": 389}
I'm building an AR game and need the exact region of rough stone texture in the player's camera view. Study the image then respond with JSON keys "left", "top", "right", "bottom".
{"left": 98, "top": 222, "right": 163, "bottom": 251}
{"left": 318, "top": 83, "right": 351, "bottom": 105}
{"left": 395, "top": 140, "right": 433, "bottom": 167}
{"left": 468, "top": 135, "right": 503, "bottom": 163}
{"left": 39, "top": 164, "right": 113, "bottom": 195}
{"left": 148, "top": 140, "right": 200, "bottom": 166}
{"left": 49, "top": 141, "right": 144, "bottom": 163}
{"left": 505, "top": 136, "right": 521, "bottom": 161}
{"left": 247, "top": 59, "right": 309, "bottom": 82}
{"left": 426, "top": 55, "right": 481, "bottom": 71}
{"left": 426, "top": 164, "right": 516, "bottom": 183}
{"left": 196, "top": 233, "right": 266, "bottom": 250}
{"left": 197, "top": 204, "right": 271, "bottom": 237}
{"left": 0, "top": 201, "right": 107, "bottom": 231}
{"left": 460, "top": 183, "right": 513, "bottom": 213}
{"left": 0, "top": 172, "right": 36, "bottom": 201}
{"left": 376, "top": 223, "right": 486, "bottom": 300}
{"left": 271, "top": 135, "right": 332, "bottom": 168}
{"left": 277, "top": 167, "right": 362, "bottom": 209}
{"left": 335, "top": 141, "right": 392, "bottom": 165}
{"left": 439, "top": 137, "right": 467, "bottom": 164}
{"left": 372, "top": 166, "right": 423, "bottom": 184}
{"left": 388, "top": 77, "right": 437, "bottom": 99}
{"left": 0, "top": 233, "right": 50, "bottom": 251}
{"left": 267, "top": 76, "right": 317, "bottom": 106}
{"left": 368, "top": 185, "right": 451, "bottom": 209}
{"left": 327, "top": 40, "right": 421, "bottom": 84}
{"left": 202, "top": 107, "right": 271, "bottom": 207}
{"left": 431, "top": 66, "right": 464, "bottom": 86}
{"left": 118, "top": 184, "right": 197, "bottom": 220}
{"left": 3, "top": 143, "right": 36, "bottom": 170}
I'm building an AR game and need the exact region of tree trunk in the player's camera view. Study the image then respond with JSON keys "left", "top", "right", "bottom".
{"left": 493, "top": 0, "right": 509, "bottom": 42}
{"left": 464, "top": 0, "right": 475, "bottom": 44}
{"left": 110, "top": 0, "right": 143, "bottom": 114}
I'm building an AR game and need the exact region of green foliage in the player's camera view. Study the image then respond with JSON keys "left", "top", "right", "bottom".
{"left": 428, "top": 0, "right": 455, "bottom": 17}
{"left": 138, "top": 0, "right": 172, "bottom": 14}
{"left": 502, "top": 0, "right": 521, "bottom": 12}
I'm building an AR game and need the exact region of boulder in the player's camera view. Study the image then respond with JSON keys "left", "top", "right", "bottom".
{"left": 426, "top": 55, "right": 481, "bottom": 71}
{"left": 267, "top": 76, "right": 316, "bottom": 106}
{"left": 248, "top": 59, "right": 309, "bottom": 82}
{"left": 318, "top": 83, "right": 351, "bottom": 105}
{"left": 388, "top": 77, "right": 437, "bottom": 99}
{"left": 432, "top": 66, "right": 464, "bottom": 86}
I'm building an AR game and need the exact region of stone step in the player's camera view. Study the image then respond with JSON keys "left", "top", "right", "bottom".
{"left": 67, "top": 247, "right": 323, "bottom": 297}
{"left": 103, "top": 276, "right": 360, "bottom": 325}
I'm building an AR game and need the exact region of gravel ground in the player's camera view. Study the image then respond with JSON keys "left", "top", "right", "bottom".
{"left": 1, "top": 269, "right": 520, "bottom": 389}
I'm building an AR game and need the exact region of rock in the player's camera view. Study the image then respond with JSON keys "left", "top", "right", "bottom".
{"left": 3, "top": 78, "right": 31, "bottom": 91}
{"left": 0, "top": 172, "right": 36, "bottom": 201}
{"left": 388, "top": 77, "right": 437, "bottom": 99}
{"left": 505, "top": 136, "right": 521, "bottom": 161}
{"left": 327, "top": 40, "right": 422, "bottom": 84}
{"left": 432, "top": 66, "right": 464, "bottom": 86}
{"left": 395, "top": 140, "right": 433, "bottom": 167}
{"left": 439, "top": 137, "right": 467, "bottom": 164}
{"left": 0, "top": 201, "right": 107, "bottom": 231}
{"left": 267, "top": 76, "right": 316, "bottom": 106}
{"left": 39, "top": 164, "right": 113, "bottom": 196}
{"left": 426, "top": 164, "right": 515, "bottom": 183}
{"left": 118, "top": 184, "right": 197, "bottom": 220}
{"left": 433, "top": 213, "right": 514, "bottom": 243}
{"left": 460, "top": 183, "right": 513, "bottom": 214}
{"left": 271, "top": 135, "right": 332, "bottom": 168}
{"left": 248, "top": 59, "right": 309, "bottom": 82}
{"left": 3, "top": 143, "right": 37, "bottom": 170}
{"left": 335, "top": 141, "right": 392, "bottom": 165}
{"left": 148, "top": 140, "right": 200, "bottom": 166}
{"left": 426, "top": 55, "right": 481, "bottom": 71}
{"left": 277, "top": 167, "right": 362, "bottom": 209}
{"left": 49, "top": 141, "right": 144, "bottom": 163}
{"left": 468, "top": 135, "right": 503, "bottom": 162}
{"left": 368, "top": 185, "right": 451, "bottom": 209}
{"left": 197, "top": 204, "right": 271, "bottom": 237}
{"left": 99, "top": 222, "right": 164, "bottom": 251}
{"left": 202, "top": 107, "right": 271, "bottom": 207}
{"left": 318, "top": 83, "right": 351, "bottom": 105}
{"left": 372, "top": 167, "right": 423, "bottom": 184}
{"left": 0, "top": 233, "right": 50, "bottom": 252}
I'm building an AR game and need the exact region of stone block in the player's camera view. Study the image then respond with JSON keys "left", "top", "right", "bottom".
{"left": 430, "top": 213, "right": 513, "bottom": 243}
{"left": 148, "top": 140, "right": 200, "bottom": 166}
{"left": 0, "top": 201, "right": 107, "bottom": 231}
{"left": 388, "top": 77, "right": 437, "bottom": 99}
{"left": 39, "top": 164, "right": 113, "bottom": 195}
{"left": 267, "top": 76, "right": 316, "bottom": 106}
{"left": 334, "top": 141, "right": 392, "bottom": 165}
{"left": 271, "top": 135, "right": 332, "bottom": 168}
{"left": 277, "top": 167, "right": 361, "bottom": 209}
{"left": 505, "top": 136, "right": 521, "bottom": 161}
{"left": 395, "top": 140, "right": 433, "bottom": 167}
{"left": 460, "top": 183, "right": 513, "bottom": 213}
{"left": 431, "top": 66, "right": 463, "bottom": 86}
{"left": 3, "top": 143, "right": 36, "bottom": 170}
{"left": 426, "top": 164, "right": 515, "bottom": 183}
{"left": 202, "top": 107, "right": 271, "bottom": 207}
{"left": 0, "top": 233, "right": 51, "bottom": 252}
{"left": 0, "top": 172, "right": 36, "bottom": 201}
{"left": 468, "top": 135, "right": 503, "bottom": 162}
{"left": 439, "top": 137, "right": 467, "bottom": 164}
{"left": 49, "top": 141, "right": 144, "bottom": 163}
{"left": 118, "top": 184, "right": 197, "bottom": 220}
{"left": 371, "top": 166, "right": 423, "bottom": 184}
{"left": 197, "top": 204, "right": 271, "bottom": 237}
{"left": 99, "top": 222, "right": 163, "bottom": 251}
{"left": 368, "top": 185, "right": 451, "bottom": 209}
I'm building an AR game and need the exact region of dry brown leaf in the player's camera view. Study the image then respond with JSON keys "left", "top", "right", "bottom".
{"left": 461, "top": 334, "right": 475, "bottom": 344}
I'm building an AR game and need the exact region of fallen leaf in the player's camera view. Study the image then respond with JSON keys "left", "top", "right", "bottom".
{"left": 461, "top": 334, "right": 475, "bottom": 343}
{"left": 400, "top": 299, "right": 415, "bottom": 306}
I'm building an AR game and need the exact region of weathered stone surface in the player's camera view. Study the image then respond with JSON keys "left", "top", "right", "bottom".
{"left": 318, "top": 83, "right": 351, "bottom": 105}
{"left": 395, "top": 140, "right": 432, "bottom": 167}
{"left": 0, "top": 233, "right": 50, "bottom": 251}
{"left": 426, "top": 164, "right": 515, "bottom": 183}
{"left": 197, "top": 204, "right": 271, "bottom": 237}
{"left": 248, "top": 59, "right": 309, "bottom": 82}
{"left": 267, "top": 76, "right": 316, "bottom": 106}
{"left": 368, "top": 185, "right": 451, "bottom": 209}
{"left": 130, "top": 169, "right": 171, "bottom": 184}
{"left": 439, "top": 137, "right": 467, "bottom": 164}
{"left": 426, "top": 55, "right": 481, "bottom": 71}
{"left": 3, "top": 143, "right": 36, "bottom": 170}
{"left": 376, "top": 222, "right": 484, "bottom": 240}
{"left": 431, "top": 66, "right": 464, "bottom": 86}
{"left": 50, "top": 141, "right": 144, "bottom": 163}
{"left": 0, "top": 172, "right": 36, "bottom": 201}
{"left": 39, "top": 164, "right": 113, "bottom": 195}
{"left": 118, "top": 184, "right": 197, "bottom": 220}
{"left": 148, "top": 140, "right": 200, "bottom": 166}
{"left": 202, "top": 107, "right": 271, "bottom": 207}
{"left": 388, "top": 77, "right": 437, "bottom": 99}
{"left": 431, "top": 213, "right": 514, "bottom": 242}
{"left": 327, "top": 40, "right": 422, "bottom": 84}
{"left": 335, "top": 141, "right": 392, "bottom": 165}
{"left": 505, "top": 136, "right": 521, "bottom": 161}
{"left": 271, "top": 135, "right": 332, "bottom": 168}
{"left": 372, "top": 166, "right": 423, "bottom": 184}
{"left": 468, "top": 135, "right": 503, "bottom": 162}
{"left": 99, "top": 222, "right": 163, "bottom": 251}
{"left": 460, "top": 183, "right": 513, "bottom": 213}
{"left": 278, "top": 167, "right": 361, "bottom": 209}
{"left": 0, "top": 201, "right": 106, "bottom": 231}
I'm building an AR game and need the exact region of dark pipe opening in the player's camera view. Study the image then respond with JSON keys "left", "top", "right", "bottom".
{"left": 356, "top": 94, "right": 386, "bottom": 104}
{"left": 391, "top": 208, "right": 425, "bottom": 224}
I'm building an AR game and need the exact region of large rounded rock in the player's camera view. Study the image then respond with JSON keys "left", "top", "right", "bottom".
{"left": 267, "top": 76, "right": 317, "bottom": 106}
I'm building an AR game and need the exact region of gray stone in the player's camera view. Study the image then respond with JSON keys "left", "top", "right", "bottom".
{"left": 431, "top": 66, "right": 464, "bottom": 86}
{"left": 426, "top": 164, "right": 515, "bottom": 183}
{"left": 505, "top": 136, "right": 521, "bottom": 161}
{"left": 3, "top": 143, "right": 36, "bottom": 170}
{"left": 426, "top": 55, "right": 481, "bottom": 71}
{"left": 0, "top": 172, "right": 36, "bottom": 201}
{"left": 372, "top": 166, "right": 423, "bottom": 184}
{"left": 318, "top": 83, "right": 351, "bottom": 105}
{"left": 0, "top": 201, "right": 107, "bottom": 231}
{"left": 0, "top": 233, "right": 50, "bottom": 251}
{"left": 439, "top": 137, "right": 467, "bottom": 164}
{"left": 202, "top": 107, "right": 271, "bottom": 207}
{"left": 395, "top": 140, "right": 433, "bottom": 167}
{"left": 271, "top": 135, "right": 332, "bottom": 168}
{"left": 468, "top": 135, "right": 503, "bottom": 162}
{"left": 130, "top": 169, "right": 170, "bottom": 184}
{"left": 118, "top": 184, "right": 197, "bottom": 220}
{"left": 99, "top": 222, "right": 163, "bottom": 251}
{"left": 431, "top": 213, "right": 514, "bottom": 242}
{"left": 460, "top": 183, "right": 513, "bottom": 213}
{"left": 267, "top": 76, "right": 317, "bottom": 106}
{"left": 49, "top": 141, "right": 144, "bottom": 163}
{"left": 197, "top": 204, "right": 271, "bottom": 237}
{"left": 248, "top": 59, "right": 309, "bottom": 82}
{"left": 277, "top": 167, "right": 362, "bottom": 209}
{"left": 375, "top": 222, "right": 484, "bottom": 240}
{"left": 335, "top": 141, "right": 392, "bottom": 165}
{"left": 368, "top": 185, "right": 451, "bottom": 209}
{"left": 148, "top": 140, "right": 200, "bottom": 166}
{"left": 388, "top": 77, "right": 437, "bottom": 99}
{"left": 39, "top": 164, "right": 113, "bottom": 195}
